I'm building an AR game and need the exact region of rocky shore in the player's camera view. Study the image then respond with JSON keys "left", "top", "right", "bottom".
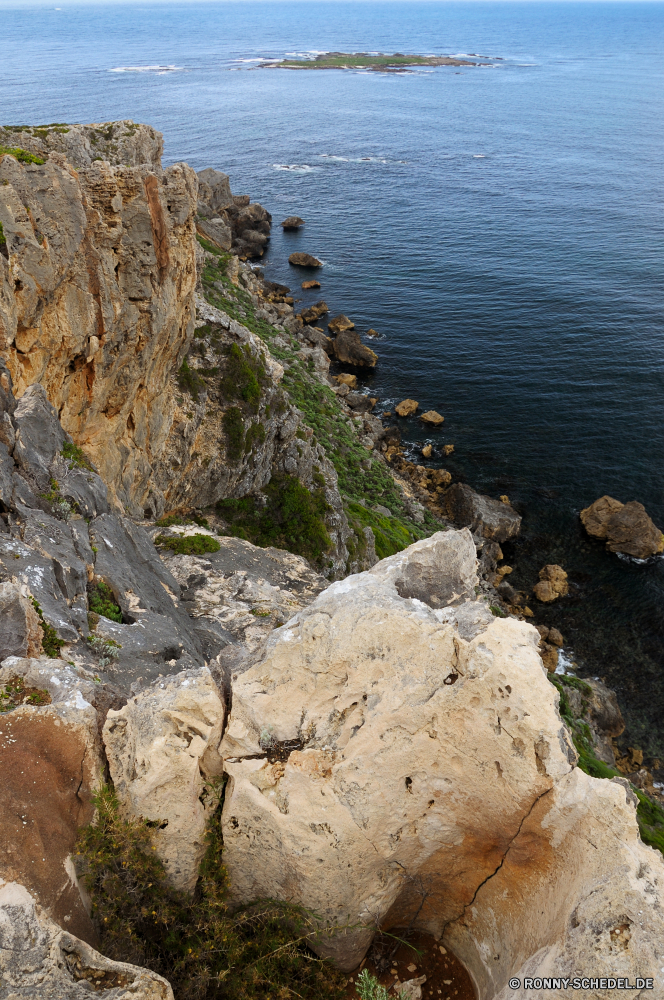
{"left": 1, "top": 122, "right": 664, "bottom": 1000}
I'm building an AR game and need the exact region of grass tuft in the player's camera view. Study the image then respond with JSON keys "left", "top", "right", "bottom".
{"left": 155, "top": 533, "right": 221, "bottom": 556}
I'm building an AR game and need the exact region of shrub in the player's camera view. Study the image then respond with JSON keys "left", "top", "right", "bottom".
{"left": 155, "top": 533, "right": 221, "bottom": 556}
{"left": 88, "top": 581, "right": 122, "bottom": 623}
{"left": 75, "top": 783, "right": 347, "bottom": 1000}
{"left": 216, "top": 474, "right": 332, "bottom": 565}
{"left": 220, "top": 343, "right": 267, "bottom": 410}
{"left": 30, "top": 598, "right": 65, "bottom": 657}
{"left": 223, "top": 407, "right": 245, "bottom": 462}
{"left": 61, "top": 441, "right": 96, "bottom": 472}
{"left": 0, "top": 145, "right": 45, "bottom": 165}
{"left": 178, "top": 358, "right": 205, "bottom": 400}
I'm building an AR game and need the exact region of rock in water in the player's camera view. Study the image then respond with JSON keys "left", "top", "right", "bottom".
{"left": 281, "top": 215, "right": 305, "bottom": 229}
{"left": 444, "top": 482, "right": 522, "bottom": 542}
{"left": 581, "top": 495, "right": 664, "bottom": 559}
{"left": 302, "top": 279, "right": 321, "bottom": 289}
{"left": 533, "top": 564, "right": 569, "bottom": 602}
{"left": 217, "top": 529, "right": 664, "bottom": 986}
{"left": 395, "top": 399, "right": 419, "bottom": 417}
{"left": 299, "top": 300, "right": 329, "bottom": 325}
{"left": 327, "top": 315, "right": 355, "bottom": 335}
{"left": 288, "top": 252, "right": 323, "bottom": 267}
{"left": 420, "top": 409, "right": 444, "bottom": 426}
{"left": 334, "top": 373, "right": 357, "bottom": 389}
{"left": 332, "top": 329, "right": 378, "bottom": 367}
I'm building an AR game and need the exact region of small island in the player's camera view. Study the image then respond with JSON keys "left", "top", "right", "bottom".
{"left": 261, "top": 51, "right": 489, "bottom": 72}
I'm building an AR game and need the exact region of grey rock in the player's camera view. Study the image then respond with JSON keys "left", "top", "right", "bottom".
{"left": 0, "top": 880, "right": 173, "bottom": 999}
{"left": 345, "top": 392, "right": 374, "bottom": 413}
{"left": 0, "top": 582, "right": 42, "bottom": 660}
{"left": 0, "top": 120, "right": 163, "bottom": 170}
{"left": 197, "top": 168, "right": 234, "bottom": 212}
{"left": 0, "top": 535, "right": 79, "bottom": 642}
{"left": 12, "top": 384, "right": 66, "bottom": 489}
{"left": 444, "top": 483, "right": 522, "bottom": 543}
{"left": 196, "top": 217, "right": 232, "bottom": 251}
{"left": 368, "top": 528, "right": 478, "bottom": 609}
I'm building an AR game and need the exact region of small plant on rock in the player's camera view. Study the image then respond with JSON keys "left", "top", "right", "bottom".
{"left": 87, "top": 581, "right": 122, "bottom": 623}
{"left": 155, "top": 533, "right": 220, "bottom": 556}
{"left": 355, "top": 969, "right": 405, "bottom": 1000}
{"left": 61, "top": 441, "right": 96, "bottom": 472}
{"left": 30, "top": 598, "right": 65, "bottom": 658}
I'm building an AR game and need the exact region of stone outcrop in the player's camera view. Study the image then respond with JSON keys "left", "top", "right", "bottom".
{"left": 533, "top": 564, "right": 569, "bottom": 602}
{"left": 301, "top": 279, "right": 320, "bottom": 289}
{"left": 288, "top": 252, "right": 322, "bottom": 267}
{"left": 444, "top": 483, "right": 522, "bottom": 542}
{"left": 0, "top": 656, "right": 105, "bottom": 945}
{"left": 0, "top": 123, "right": 198, "bottom": 515}
{"left": 420, "top": 409, "right": 444, "bottom": 426}
{"left": 103, "top": 666, "right": 225, "bottom": 893}
{"left": 196, "top": 168, "right": 272, "bottom": 259}
{"left": 332, "top": 329, "right": 378, "bottom": 367}
{"left": 395, "top": 399, "right": 418, "bottom": 417}
{"left": 327, "top": 315, "right": 354, "bottom": 335}
{"left": 580, "top": 495, "right": 664, "bottom": 560}
{"left": 0, "top": 880, "right": 173, "bottom": 999}
{"left": 299, "top": 300, "right": 329, "bottom": 325}
{"left": 281, "top": 216, "right": 304, "bottom": 229}
{"left": 217, "top": 530, "right": 664, "bottom": 994}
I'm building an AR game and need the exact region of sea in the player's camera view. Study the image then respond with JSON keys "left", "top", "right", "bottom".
{"left": 2, "top": 0, "right": 664, "bottom": 755}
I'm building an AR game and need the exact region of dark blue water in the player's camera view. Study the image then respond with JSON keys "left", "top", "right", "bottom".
{"left": 3, "top": 0, "right": 664, "bottom": 754}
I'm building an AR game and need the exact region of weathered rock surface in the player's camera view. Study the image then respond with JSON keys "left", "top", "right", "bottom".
{"left": 0, "top": 130, "right": 198, "bottom": 516}
{"left": 281, "top": 216, "right": 304, "bottom": 229}
{"left": 197, "top": 171, "right": 271, "bottom": 259}
{"left": 580, "top": 495, "right": 664, "bottom": 560}
{"left": 217, "top": 531, "right": 664, "bottom": 993}
{"left": 444, "top": 483, "right": 522, "bottom": 543}
{"left": 0, "top": 880, "right": 173, "bottom": 999}
{"left": 0, "top": 656, "right": 105, "bottom": 945}
{"left": 299, "top": 300, "right": 328, "bottom": 325}
{"left": 332, "top": 329, "right": 378, "bottom": 367}
{"left": 533, "top": 563, "right": 569, "bottom": 602}
{"left": 0, "top": 581, "right": 43, "bottom": 660}
{"left": 327, "top": 314, "right": 355, "bottom": 335}
{"left": 333, "top": 373, "right": 357, "bottom": 389}
{"left": 395, "top": 399, "right": 419, "bottom": 417}
{"left": 104, "top": 666, "right": 225, "bottom": 893}
{"left": 301, "top": 279, "right": 320, "bottom": 289}
{"left": 420, "top": 409, "right": 444, "bottom": 426}
{"left": 288, "top": 252, "right": 322, "bottom": 267}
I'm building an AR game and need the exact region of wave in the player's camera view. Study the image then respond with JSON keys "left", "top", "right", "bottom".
{"left": 272, "top": 164, "right": 319, "bottom": 173}
{"left": 319, "top": 154, "right": 404, "bottom": 165}
{"left": 109, "top": 65, "right": 183, "bottom": 74}
{"left": 555, "top": 650, "right": 578, "bottom": 675}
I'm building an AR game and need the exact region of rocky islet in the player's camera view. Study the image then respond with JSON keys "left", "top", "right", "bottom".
{"left": 1, "top": 122, "right": 664, "bottom": 998}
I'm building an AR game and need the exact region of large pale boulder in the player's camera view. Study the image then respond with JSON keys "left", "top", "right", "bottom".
{"left": 0, "top": 880, "right": 173, "bottom": 998}
{"left": 103, "top": 666, "right": 225, "bottom": 893}
{"left": 218, "top": 530, "right": 664, "bottom": 993}
{"left": 219, "top": 529, "right": 575, "bottom": 970}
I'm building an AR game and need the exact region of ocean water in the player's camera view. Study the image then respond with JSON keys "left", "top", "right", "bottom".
{"left": 3, "top": 0, "right": 664, "bottom": 754}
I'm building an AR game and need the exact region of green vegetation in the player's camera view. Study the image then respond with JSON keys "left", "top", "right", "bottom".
{"left": 0, "top": 676, "right": 51, "bottom": 712}
{"left": 356, "top": 969, "right": 406, "bottom": 1000}
{"left": 550, "top": 674, "right": 664, "bottom": 856}
{"left": 220, "top": 343, "right": 267, "bottom": 410}
{"left": 30, "top": 597, "right": 65, "bottom": 657}
{"left": 266, "top": 53, "right": 457, "bottom": 70}
{"left": 217, "top": 473, "right": 332, "bottom": 565}
{"left": 346, "top": 501, "right": 415, "bottom": 561}
{"left": 75, "top": 783, "right": 347, "bottom": 1000}
{"left": 0, "top": 145, "right": 46, "bottom": 164}
{"left": 223, "top": 407, "right": 246, "bottom": 462}
{"left": 178, "top": 357, "right": 205, "bottom": 401}
{"left": 197, "top": 235, "right": 441, "bottom": 565}
{"left": 155, "top": 532, "right": 221, "bottom": 556}
{"left": 61, "top": 441, "right": 96, "bottom": 472}
{"left": 0, "top": 221, "right": 6, "bottom": 253}
{"left": 88, "top": 581, "right": 123, "bottom": 623}
{"left": 41, "top": 477, "right": 75, "bottom": 520}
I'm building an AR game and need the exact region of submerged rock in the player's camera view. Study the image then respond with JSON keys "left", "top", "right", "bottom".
{"left": 581, "top": 495, "right": 664, "bottom": 559}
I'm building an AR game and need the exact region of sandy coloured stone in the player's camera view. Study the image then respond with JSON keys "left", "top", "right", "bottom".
{"left": 395, "top": 399, "right": 419, "bottom": 417}
{"left": 288, "top": 251, "right": 322, "bottom": 267}
{"left": 420, "top": 409, "right": 444, "bottom": 426}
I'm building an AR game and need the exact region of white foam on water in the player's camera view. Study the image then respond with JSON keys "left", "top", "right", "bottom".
{"left": 555, "top": 650, "right": 577, "bottom": 675}
{"left": 109, "top": 65, "right": 183, "bottom": 73}
{"left": 272, "top": 164, "right": 318, "bottom": 174}
{"left": 473, "top": 154, "right": 486, "bottom": 158}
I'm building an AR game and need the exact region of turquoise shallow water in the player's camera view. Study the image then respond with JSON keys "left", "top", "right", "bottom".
{"left": 2, "top": 0, "right": 664, "bottom": 754}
